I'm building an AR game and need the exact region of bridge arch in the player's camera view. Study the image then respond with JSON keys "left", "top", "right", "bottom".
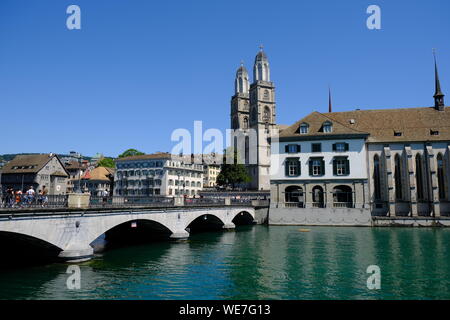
{"left": 0, "top": 231, "right": 63, "bottom": 264}
{"left": 85, "top": 216, "right": 178, "bottom": 247}
{"left": 231, "top": 210, "right": 255, "bottom": 226}
{"left": 186, "top": 213, "right": 227, "bottom": 233}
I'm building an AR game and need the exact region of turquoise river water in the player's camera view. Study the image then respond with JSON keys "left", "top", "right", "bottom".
{"left": 0, "top": 225, "right": 449, "bottom": 300}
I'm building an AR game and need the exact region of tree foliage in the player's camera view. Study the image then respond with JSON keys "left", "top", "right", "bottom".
{"left": 216, "top": 148, "right": 252, "bottom": 190}
{"left": 118, "top": 149, "right": 145, "bottom": 158}
{"left": 97, "top": 157, "right": 116, "bottom": 168}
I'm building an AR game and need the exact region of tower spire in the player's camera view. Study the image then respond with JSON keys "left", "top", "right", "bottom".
{"left": 433, "top": 49, "right": 445, "bottom": 111}
{"left": 328, "top": 86, "right": 332, "bottom": 113}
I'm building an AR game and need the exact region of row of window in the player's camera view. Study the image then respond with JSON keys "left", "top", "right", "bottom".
{"left": 168, "top": 189, "right": 199, "bottom": 196}
{"left": 116, "top": 189, "right": 161, "bottom": 196}
{"left": 168, "top": 180, "right": 202, "bottom": 188}
{"left": 168, "top": 170, "right": 202, "bottom": 178}
{"left": 285, "top": 157, "right": 350, "bottom": 177}
{"left": 297, "top": 121, "right": 333, "bottom": 134}
{"left": 117, "top": 179, "right": 162, "bottom": 187}
{"left": 118, "top": 170, "right": 164, "bottom": 178}
{"left": 116, "top": 161, "right": 164, "bottom": 169}
{"left": 373, "top": 153, "right": 447, "bottom": 201}
{"left": 285, "top": 142, "right": 349, "bottom": 154}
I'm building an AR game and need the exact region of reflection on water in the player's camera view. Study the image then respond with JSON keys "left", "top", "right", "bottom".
{"left": 0, "top": 226, "right": 449, "bottom": 300}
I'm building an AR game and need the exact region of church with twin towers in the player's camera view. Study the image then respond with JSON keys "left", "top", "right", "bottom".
{"left": 230, "top": 47, "right": 280, "bottom": 191}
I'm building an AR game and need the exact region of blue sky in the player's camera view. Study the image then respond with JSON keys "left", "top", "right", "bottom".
{"left": 0, "top": 0, "right": 449, "bottom": 157}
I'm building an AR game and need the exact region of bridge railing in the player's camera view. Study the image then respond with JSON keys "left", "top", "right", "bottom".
{"left": 0, "top": 194, "right": 68, "bottom": 209}
{"left": 89, "top": 196, "right": 175, "bottom": 208}
{"left": 0, "top": 194, "right": 261, "bottom": 212}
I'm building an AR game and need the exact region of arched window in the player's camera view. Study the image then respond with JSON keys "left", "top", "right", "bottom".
{"left": 285, "top": 186, "right": 304, "bottom": 205}
{"left": 245, "top": 136, "right": 249, "bottom": 164}
{"left": 333, "top": 185, "right": 353, "bottom": 208}
{"left": 416, "top": 154, "right": 424, "bottom": 200}
{"left": 373, "top": 155, "right": 382, "bottom": 200}
{"left": 243, "top": 117, "right": 249, "bottom": 129}
{"left": 394, "top": 154, "right": 403, "bottom": 200}
{"left": 263, "top": 106, "right": 271, "bottom": 123}
{"left": 312, "top": 186, "right": 324, "bottom": 208}
{"left": 437, "top": 153, "right": 446, "bottom": 200}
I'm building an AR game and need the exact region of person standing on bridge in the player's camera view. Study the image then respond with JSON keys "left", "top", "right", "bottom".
{"left": 26, "top": 186, "right": 35, "bottom": 206}
{"left": 41, "top": 186, "right": 48, "bottom": 207}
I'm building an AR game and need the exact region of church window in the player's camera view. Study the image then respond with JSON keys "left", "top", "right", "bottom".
{"left": 394, "top": 154, "right": 403, "bottom": 200}
{"left": 437, "top": 153, "right": 446, "bottom": 199}
{"left": 373, "top": 155, "right": 382, "bottom": 200}
{"left": 416, "top": 154, "right": 425, "bottom": 200}
{"left": 243, "top": 117, "right": 249, "bottom": 129}
{"left": 263, "top": 106, "right": 271, "bottom": 123}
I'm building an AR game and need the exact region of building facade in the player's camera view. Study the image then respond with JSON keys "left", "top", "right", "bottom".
{"left": 81, "top": 166, "right": 115, "bottom": 196}
{"left": 270, "top": 112, "right": 369, "bottom": 212}
{"left": 0, "top": 154, "right": 69, "bottom": 195}
{"left": 269, "top": 57, "right": 450, "bottom": 223}
{"left": 114, "top": 153, "right": 204, "bottom": 197}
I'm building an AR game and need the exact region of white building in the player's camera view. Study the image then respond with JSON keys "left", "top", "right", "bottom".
{"left": 270, "top": 111, "right": 369, "bottom": 211}
{"left": 114, "top": 153, "right": 204, "bottom": 197}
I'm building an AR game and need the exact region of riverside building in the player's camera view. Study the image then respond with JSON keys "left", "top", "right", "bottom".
{"left": 114, "top": 152, "right": 204, "bottom": 197}
{"left": 269, "top": 55, "right": 450, "bottom": 224}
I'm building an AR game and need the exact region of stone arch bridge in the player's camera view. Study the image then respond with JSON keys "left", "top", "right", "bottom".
{"left": 0, "top": 205, "right": 256, "bottom": 262}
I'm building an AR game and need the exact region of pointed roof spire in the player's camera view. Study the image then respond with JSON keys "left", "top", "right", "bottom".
{"left": 328, "top": 86, "right": 332, "bottom": 113}
{"left": 433, "top": 49, "right": 445, "bottom": 111}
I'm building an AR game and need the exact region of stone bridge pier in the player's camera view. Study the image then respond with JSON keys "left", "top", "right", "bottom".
{"left": 0, "top": 206, "right": 255, "bottom": 262}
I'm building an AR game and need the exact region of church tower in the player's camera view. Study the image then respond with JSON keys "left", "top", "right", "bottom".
{"left": 230, "top": 63, "right": 250, "bottom": 130}
{"left": 248, "top": 46, "right": 277, "bottom": 190}
{"left": 230, "top": 47, "right": 277, "bottom": 190}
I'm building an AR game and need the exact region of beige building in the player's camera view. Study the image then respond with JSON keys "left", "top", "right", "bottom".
{"left": 81, "top": 166, "right": 115, "bottom": 196}
{"left": 0, "top": 154, "right": 69, "bottom": 195}
{"left": 203, "top": 164, "right": 221, "bottom": 187}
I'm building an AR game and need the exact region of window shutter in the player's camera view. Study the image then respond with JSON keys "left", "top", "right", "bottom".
{"left": 345, "top": 143, "right": 349, "bottom": 151}
{"left": 285, "top": 145, "right": 289, "bottom": 153}
{"left": 333, "top": 159, "right": 337, "bottom": 175}
{"left": 320, "top": 160, "right": 325, "bottom": 176}
{"left": 345, "top": 159, "right": 350, "bottom": 175}
{"left": 332, "top": 144, "right": 337, "bottom": 152}
{"left": 285, "top": 160, "right": 290, "bottom": 176}
{"left": 297, "top": 145, "right": 301, "bottom": 153}
{"left": 309, "top": 160, "right": 313, "bottom": 176}
{"left": 297, "top": 160, "right": 301, "bottom": 176}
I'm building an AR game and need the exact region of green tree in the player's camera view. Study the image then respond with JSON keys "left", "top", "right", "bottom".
{"left": 216, "top": 148, "right": 251, "bottom": 190}
{"left": 97, "top": 157, "right": 116, "bottom": 168}
{"left": 118, "top": 149, "right": 145, "bottom": 158}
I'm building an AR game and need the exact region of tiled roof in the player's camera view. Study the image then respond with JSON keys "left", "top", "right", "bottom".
{"left": 280, "top": 111, "right": 367, "bottom": 138}
{"left": 82, "top": 166, "right": 114, "bottom": 181}
{"left": 281, "top": 106, "right": 450, "bottom": 143}
{"left": 115, "top": 152, "right": 172, "bottom": 162}
{"left": 1, "top": 154, "right": 54, "bottom": 174}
